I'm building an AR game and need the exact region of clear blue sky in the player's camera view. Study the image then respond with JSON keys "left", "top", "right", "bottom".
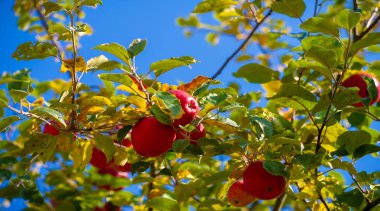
{"left": 0, "top": 0, "right": 379, "bottom": 210}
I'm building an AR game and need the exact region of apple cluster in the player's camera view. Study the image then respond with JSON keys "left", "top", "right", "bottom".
{"left": 131, "top": 90, "right": 205, "bottom": 157}
{"left": 227, "top": 161, "right": 286, "bottom": 207}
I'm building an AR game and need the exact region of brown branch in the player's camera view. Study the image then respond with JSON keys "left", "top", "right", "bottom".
{"left": 273, "top": 193, "right": 287, "bottom": 211}
{"left": 362, "top": 197, "right": 380, "bottom": 211}
{"left": 32, "top": 0, "right": 64, "bottom": 57}
{"left": 314, "top": 0, "right": 319, "bottom": 17}
{"left": 211, "top": 9, "right": 272, "bottom": 79}
{"left": 356, "top": 15, "right": 380, "bottom": 41}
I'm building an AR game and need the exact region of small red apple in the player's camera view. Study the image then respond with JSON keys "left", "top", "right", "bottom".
{"left": 95, "top": 202, "right": 121, "bottom": 211}
{"left": 131, "top": 117, "right": 176, "bottom": 157}
{"left": 243, "top": 161, "right": 286, "bottom": 200}
{"left": 94, "top": 202, "right": 121, "bottom": 211}
{"left": 227, "top": 180, "right": 256, "bottom": 207}
{"left": 176, "top": 123, "right": 206, "bottom": 145}
{"left": 169, "top": 90, "right": 199, "bottom": 126}
{"left": 90, "top": 147, "right": 110, "bottom": 169}
{"left": 43, "top": 122, "right": 60, "bottom": 136}
{"left": 97, "top": 168, "right": 127, "bottom": 191}
{"left": 342, "top": 72, "right": 380, "bottom": 107}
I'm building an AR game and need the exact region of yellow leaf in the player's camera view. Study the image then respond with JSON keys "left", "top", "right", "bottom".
{"left": 60, "top": 56, "right": 87, "bottom": 73}
{"left": 177, "top": 169, "right": 192, "bottom": 180}
{"left": 148, "top": 188, "right": 165, "bottom": 199}
{"left": 160, "top": 83, "right": 171, "bottom": 92}
{"left": 125, "top": 95, "right": 148, "bottom": 111}
{"left": 262, "top": 80, "right": 282, "bottom": 97}
{"left": 203, "top": 119, "right": 239, "bottom": 133}
{"left": 80, "top": 96, "right": 112, "bottom": 107}
{"left": 323, "top": 123, "right": 347, "bottom": 144}
{"left": 113, "top": 145, "right": 137, "bottom": 166}
{"left": 70, "top": 140, "right": 94, "bottom": 169}
{"left": 49, "top": 79, "right": 71, "bottom": 94}
{"left": 117, "top": 84, "right": 146, "bottom": 98}
{"left": 57, "top": 133, "right": 75, "bottom": 152}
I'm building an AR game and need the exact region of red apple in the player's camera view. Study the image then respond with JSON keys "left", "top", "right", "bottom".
{"left": 90, "top": 147, "right": 110, "bottom": 169}
{"left": 43, "top": 122, "right": 60, "bottom": 136}
{"left": 176, "top": 123, "right": 206, "bottom": 145}
{"left": 169, "top": 90, "right": 199, "bottom": 126}
{"left": 342, "top": 72, "right": 380, "bottom": 107}
{"left": 94, "top": 203, "right": 121, "bottom": 211}
{"left": 227, "top": 180, "right": 256, "bottom": 207}
{"left": 97, "top": 168, "right": 128, "bottom": 191}
{"left": 243, "top": 161, "right": 286, "bottom": 200}
{"left": 131, "top": 117, "right": 176, "bottom": 157}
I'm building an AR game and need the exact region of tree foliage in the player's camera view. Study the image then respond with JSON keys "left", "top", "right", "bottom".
{"left": 1, "top": 0, "right": 380, "bottom": 210}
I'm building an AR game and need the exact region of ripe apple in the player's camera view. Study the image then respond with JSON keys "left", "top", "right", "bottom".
{"left": 169, "top": 90, "right": 199, "bottom": 126}
{"left": 43, "top": 122, "right": 59, "bottom": 136}
{"left": 95, "top": 203, "right": 121, "bottom": 211}
{"left": 227, "top": 180, "right": 256, "bottom": 207}
{"left": 131, "top": 117, "right": 176, "bottom": 157}
{"left": 342, "top": 72, "right": 380, "bottom": 107}
{"left": 97, "top": 168, "right": 128, "bottom": 191}
{"left": 176, "top": 123, "right": 206, "bottom": 145}
{"left": 243, "top": 161, "right": 286, "bottom": 200}
{"left": 90, "top": 147, "right": 110, "bottom": 169}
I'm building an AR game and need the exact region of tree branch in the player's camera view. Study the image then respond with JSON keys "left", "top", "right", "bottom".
{"left": 211, "top": 9, "right": 272, "bottom": 79}
{"left": 273, "top": 193, "right": 287, "bottom": 211}
{"left": 356, "top": 14, "right": 380, "bottom": 41}
{"left": 314, "top": 0, "right": 319, "bottom": 17}
{"left": 362, "top": 197, "right": 380, "bottom": 211}
{"left": 32, "top": 0, "right": 64, "bottom": 57}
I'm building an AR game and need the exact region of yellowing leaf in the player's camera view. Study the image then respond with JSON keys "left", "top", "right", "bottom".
{"left": 160, "top": 83, "right": 171, "bottom": 92}
{"left": 262, "top": 80, "right": 282, "bottom": 97}
{"left": 60, "top": 56, "right": 87, "bottom": 73}
{"left": 125, "top": 95, "right": 148, "bottom": 110}
{"left": 49, "top": 79, "right": 71, "bottom": 94}
{"left": 178, "top": 76, "right": 212, "bottom": 94}
{"left": 70, "top": 140, "right": 94, "bottom": 169}
{"left": 323, "top": 123, "right": 347, "bottom": 144}
{"left": 80, "top": 96, "right": 112, "bottom": 107}
{"left": 148, "top": 189, "right": 165, "bottom": 199}
{"left": 113, "top": 145, "right": 131, "bottom": 166}
{"left": 177, "top": 169, "right": 192, "bottom": 180}
{"left": 117, "top": 84, "right": 146, "bottom": 98}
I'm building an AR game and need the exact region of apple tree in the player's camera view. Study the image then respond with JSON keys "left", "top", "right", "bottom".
{"left": 0, "top": 0, "right": 380, "bottom": 210}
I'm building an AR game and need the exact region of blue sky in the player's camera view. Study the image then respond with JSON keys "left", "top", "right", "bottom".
{"left": 1, "top": 0, "right": 379, "bottom": 210}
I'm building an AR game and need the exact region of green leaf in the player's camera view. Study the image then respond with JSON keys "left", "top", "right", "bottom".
{"left": 0, "top": 169, "right": 12, "bottom": 180}
{"left": 128, "top": 39, "right": 147, "bottom": 57}
{"left": 293, "top": 154, "right": 322, "bottom": 172}
{"left": 23, "top": 134, "right": 57, "bottom": 162}
{"left": 98, "top": 73, "right": 133, "bottom": 86}
{"left": 271, "top": 0, "right": 306, "bottom": 18}
{"left": 336, "top": 189, "right": 364, "bottom": 208}
{"left": 337, "top": 130, "right": 371, "bottom": 154}
{"left": 131, "top": 162, "right": 151, "bottom": 175}
{"left": 42, "top": 2, "right": 63, "bottom": 15}
{"left": 151, "top": 56, "right": 198, "bottom": 77}
{"left": 159, "top": 168, "right": 172, "bottom": 176}
{"left": 92, "top": 43, "right": 130, "bottom": 65}
{"left": 0, "top": 157, "right": 17, "bottom": 165}
{"left": 71, "top": 140, "right": 93, "bottom": 169}
{"left": 305, "top": 46, "right": 337, "bottom": 68}
{"left": 87, "top": 55, "right": 127, "bottom": 72}
{"left": 29, "top": 107, "right": 66, "bottom": 127}
{"left": 147, "top": 197, "right": 180, "bottom": 211}
{"left": 333, "top": 87, "right": 361, "bottom": 109}
{"left": 353, "top": 144, "right": 380, "bottom": 160}
{"left": 12, "top": 42, "right": 57, "bottom": 61}
{"left": 78, "top": 0, "right": 102, "bottom": 7}
{"left": 249, "top": 116, "right": 273, "bottom": 140}
{"left": 263, "top": 160, "right": 287, "bottom": 177}
{"left": 9, "top": 89, "right": 29, "bottom": 102}
{"left": 172, "top": 139, "right": 190, "bottom": 152}
{"left": 93, "top": 133, "right": 116, "bottom": 162}
{"left": 193, "top": 0, "right": 237, "bottom": 13}
{"left": 336, "top": 9, "right": 361, "bottom": 30}
{"left": 81, "top": 96, "right": 112, "bottom": 107}
{"left": 294, "top": 60, "right": 333, "bottom": 80}
{"left": 233, "top": 63, "right": 278, "bottom": 84}
{"left": 269, "top": 83, "right": 317, "bottom": 110}
{"left": 0, "top": 90, "right": 9, "bottom": 107}
{"left": 0, "top": 116, "right": 21, "bottom": 133}
{"left": 300, "top": 17, "right": 340, "bottom": 37}
{"left": 350, "top": 33, "right": 380, "bottom": 55}
{"left": 21, "top": 186, "right": 44, "bottom": 205}
{"left": 151, "top": 104, "right": 171, "bottom": 125}
{"left": 117, "top": 125, "right": 132, "bottom": 142}
{"left": 156, "top": 91, "right": 183, "bottom": 119}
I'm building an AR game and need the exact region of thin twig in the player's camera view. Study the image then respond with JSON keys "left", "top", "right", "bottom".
{"left": 32, "top": 0, "right": 64, "bottom": 57}
{"left": 69, "top": 11, "right": 78, "bottom": 130}
{"left": 314, "top": 0, "right": 319, "bottom": 17}
{"left": 273, "top": 193, "right": 287, "bottom": 211}
{"left": 352, "top": 0, "right": 358, "bottom": 41}
{"left": 362, "top": 196, "right": 380, "bottom": 211}
{"left": 211, "top": 9, "right": 272, "bottom": 79}
{"left": 356, "top": 15, "right": 380, "bottom": 41}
